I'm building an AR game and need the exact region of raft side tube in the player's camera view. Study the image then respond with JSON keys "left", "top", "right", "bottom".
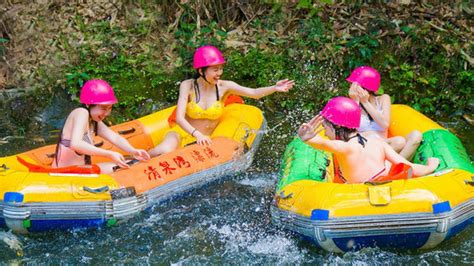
{"left": 414, "top": 129, "right": 474, "bottom": 173}
{"left": 277, "top": 138, "right": 329, "bottom": 191}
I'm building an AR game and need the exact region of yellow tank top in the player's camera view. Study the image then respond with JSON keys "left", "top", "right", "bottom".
{"left": 186, "top": 83, "right": 224, "bottom": 120}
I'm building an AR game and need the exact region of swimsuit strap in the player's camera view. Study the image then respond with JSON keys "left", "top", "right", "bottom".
{"left": 347, "top": 133, "right": 367, "bottom": 147}
{"left": 339, "top": 166, "right": 386, "bottom": 183}
{"left": 369, "top": 167, "right": 386, "bottom": 181}
{"left": 193, "top": 79, "right": 220, "bottom": 103}
{"left": 360, "top": 103, "right": 374, "bottom": 122}
{"left": 192, "top": 79, "right": 200, "bottom": 103}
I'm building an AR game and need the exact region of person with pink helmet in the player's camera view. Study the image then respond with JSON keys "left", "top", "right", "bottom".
{"left": 53, "top": 80, "right": 150, "bottom": 173}
{"left": 347, "top": 66, "right": 422, "bottom": 160}
{"left": 298, "top": 97, "right": 439, "bottom": 183}
{"left": 148, "top": 45, "right": 294, "bottom": 157}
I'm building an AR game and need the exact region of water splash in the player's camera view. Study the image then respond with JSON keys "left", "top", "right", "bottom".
{"left": 0, "top": 231, "right": 23, "bottom": 257}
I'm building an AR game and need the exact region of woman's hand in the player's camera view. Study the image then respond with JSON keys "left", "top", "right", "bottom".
{"left": 274, "top": 79, "right": 295, "bottom": 92}
{"left": 427, "top": 157, "right": 440, "bottom": 170}
{"left": 348, "top": 83, "right": 360, "bottom": 102}
{"left": 356, "top": 86, "right": 370, "bottom": 104}
{"left": 194, "top": 131, "right": 212, "bottom": 145}
{"left": 132, "top": 149, "right": 151, "bottom": 161}
{"left": 298, "top": 115, "right": 323, "bottom": 142}
{"left": 108, "top": 151, "right": 130, "bottom": 169}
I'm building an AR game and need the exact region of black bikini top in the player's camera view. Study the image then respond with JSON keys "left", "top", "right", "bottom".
{"left": 347, "top": 133, "right": 368, "bottom": 147}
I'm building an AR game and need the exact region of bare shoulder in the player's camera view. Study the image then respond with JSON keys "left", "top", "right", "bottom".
{"left": 379, "top": 94, "right": 391, "bottom": 103}
{"left": 219, "top": 80, "right": 240, "bottom": 93}
{"left": 64, "top": 107, "right": 89, "bottom": 130}
{"left": 218, "top": 79, "right": 235, "bottom": 88}
{"left": 179, "top": 79, "right": 194, "bottom": 92}
{"left": 364, "top": 137, "right": 385, "bottom": 149}
{"left": 180, "top": 79, "right": 194, "bottom": 87}
{"left": 70, "top": 107, "right": 89, "bottom": 117}
{"left": 331, "top": 139, "right": 355, "bottom": 154}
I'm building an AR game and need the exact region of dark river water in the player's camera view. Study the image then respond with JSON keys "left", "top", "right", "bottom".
{"left": 0, "top": 93, "right": 472, "bottom": 264}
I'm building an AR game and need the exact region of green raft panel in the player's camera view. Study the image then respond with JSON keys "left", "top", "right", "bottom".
{"left": 277, "top": 137, "right": 329, "bottom": 191}
{"left": 413, "top": 129, "right": 474, "bottom": 173}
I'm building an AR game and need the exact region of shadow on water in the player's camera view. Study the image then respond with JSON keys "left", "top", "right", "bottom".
{"left": 0, "top": 93, "right": 472, "bottom": 264}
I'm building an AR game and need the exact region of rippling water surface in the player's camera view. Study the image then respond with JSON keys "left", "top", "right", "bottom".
{"left": 0, "top": 96, "right": 472, "bottom": 264}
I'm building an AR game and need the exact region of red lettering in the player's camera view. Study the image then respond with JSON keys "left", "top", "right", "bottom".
{"left": 191, "top": 150, "right": 206, "bottom": 162}
{"left": 144, "top": 166, "right": 161, "bottom": 180}
{"left": 173, "top": 156, "right": 191, "bottom": 168}
{"left": 159, "top": 161, "right": 177, "bottom": 175}
{"left": 204, "top": 147, "right": 219, "bottom": 159}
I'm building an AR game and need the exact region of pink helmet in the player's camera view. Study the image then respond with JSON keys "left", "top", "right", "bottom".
{"left": 193, "top": 45, "right": 225, "bottom": 69}
{"left": 346, "top": 66, "right": 380, "bottom": 92}
{"left": 80, "top": 80, "right": 118, "bottom": 105}
{"left": 320, "top": 97, "right": 361, "bottom": 129}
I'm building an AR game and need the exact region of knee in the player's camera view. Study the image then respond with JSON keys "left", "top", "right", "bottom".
{"left": 166, "top": 131, "right": 181, "bottom": 142}
{"left": 162, "top": 132, "right": 181, "bottom": 148}
{"left": 407, "top": 130, "right": 422, "bottom": 145}
{"left": 391, "top": 136, "right": 406, "bottom": 151}
{"left": 149, "top": 132, "right": 181, "bottom": 157}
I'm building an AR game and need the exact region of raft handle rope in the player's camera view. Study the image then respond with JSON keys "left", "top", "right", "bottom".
{"left": 465, "top": 176, "right": 474, "bottom": 186}
{"left": 279, "top": 191, "right": 294, "bottom": 199}
{"left": 118, "top": 127, "right": 136, "bottom": 135}
{"left": 112, "top": 159, "right": 140, "bottom": 172}
{"left": 83, "top": 185, "right": 109, "bottom": 194}
{"left": 364, "top": 180, "right": 392, "bottom": 186}
{"left": 94, "top": 141, "right": 104, "bottom": 148}
{"left": 1, "top": 164, "right": 9, "bottom": 171}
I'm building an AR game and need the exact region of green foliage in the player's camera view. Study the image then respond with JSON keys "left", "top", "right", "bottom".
{"left": 51, "top": 2, "right": 472, "bottom": 122}
{"left": 0, "top": 37, "right": 8, "bottom": 57}
{"left": 174, "top": 19, "right": 227, "bottom": 68}
{"left": 345, "top": 34, "right": 380, "bottom": 69}
{"left": 64, "top": 50, "right": 175, "bottom": 123}
{"left": 62, "top": 8, "right": 233, "bottom": 122}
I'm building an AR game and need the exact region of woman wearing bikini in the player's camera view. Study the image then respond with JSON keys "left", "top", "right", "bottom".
{"left": 149, "top": 45, "right": 294, "bottom": 157}
{"left": 298, "top": 97, "right": 439, "bottom": 184}
{"left": 347, "top": 66, "right": 422, "bottom": 160}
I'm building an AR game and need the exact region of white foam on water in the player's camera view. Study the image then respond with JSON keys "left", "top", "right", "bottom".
{"left": 326, "top": 247, "right": 404, "bottom": 265}
{"left": 79, "top": 256, "right": 92, "bottom": 263}
{"left": 208, "top": 223, "right": 305, "bottom": 263}
{"left": 133, "top": 212, "right": 162, "bottom": 229}
{"left": 176, "top": 227, "right": 192, "bottom": 239}
{"left": 238, "top": 175, "right": 274, "bottom": 189}
{"left": 171, "top": 254, "right": 207, "bottom": 265}
{"left": 246, "top": 234, "right": 298, "bottom": 254}
{"left": 0, "top": 231, "right": 23, "bottom": 255}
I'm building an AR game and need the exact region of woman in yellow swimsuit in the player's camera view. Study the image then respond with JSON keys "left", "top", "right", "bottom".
{"left": 149, "top": 45, "right": 294, "bottom": 157}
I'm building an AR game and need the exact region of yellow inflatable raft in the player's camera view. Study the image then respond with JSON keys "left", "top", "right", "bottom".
{"left": 0, "top": 102, "right": 265, "bottom": 233}
{"left": 272, "top": 104, "right": 473, "bottom": 252}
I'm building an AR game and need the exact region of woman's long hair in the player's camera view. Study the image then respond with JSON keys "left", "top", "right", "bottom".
{"left": 192, "top": 67, "right": 209, "bottom": 103}
{"left": 325, "top": 119, "right": 357, "bottom": 142}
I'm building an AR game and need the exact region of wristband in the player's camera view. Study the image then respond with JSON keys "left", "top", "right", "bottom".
{"left": 191, "top": 128, "right": 197, "bottom": 137}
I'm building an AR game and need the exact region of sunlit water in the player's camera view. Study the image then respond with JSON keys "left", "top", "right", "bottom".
{"left": 0, "top": 94, "right": 472, "bottom": 264}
